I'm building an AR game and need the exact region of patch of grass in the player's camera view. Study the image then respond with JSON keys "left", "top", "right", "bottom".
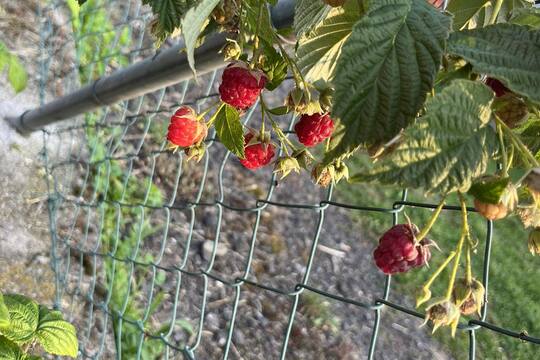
{"left": 299, "top": 292, "right": 340, "bottom": 333}
{"left": 336, "top": 155, "right": 540, "bottom": 360}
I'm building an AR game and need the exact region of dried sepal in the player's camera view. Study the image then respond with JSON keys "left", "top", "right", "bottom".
{"left": 452, "top": 278, "right": 485, "bottom": 316}
{"left": 273, "top": 156, "right": 300, "bottom": 180}
{"left": 423, "top": 299, "right": 461, "bottom": 336}
{"left": 528, "top": 228, "right": 540, "bottom": 256}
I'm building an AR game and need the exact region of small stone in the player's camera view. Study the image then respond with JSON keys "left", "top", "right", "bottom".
{"left": 202, "top": 240, "right": 228, "bottom": 260}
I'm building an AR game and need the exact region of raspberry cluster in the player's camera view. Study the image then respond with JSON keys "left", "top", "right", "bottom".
{"left": 216, "top": 62, "right": 337, "bottom": 174}
{"left": 166, "top": 59, "right": 339, "bottom": 180}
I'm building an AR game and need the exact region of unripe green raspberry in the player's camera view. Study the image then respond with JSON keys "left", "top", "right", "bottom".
{"left": 222, "top": 40, "right": 241, "bottom": 60}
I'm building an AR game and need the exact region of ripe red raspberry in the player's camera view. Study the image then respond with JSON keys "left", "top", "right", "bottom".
{"left": 167, "top": 107, "right": 207, "bottom": 147}
{"left": 294, "top": 113, "right": 335, "bottom": 147}
{"left": 485, "top": 77, "right": 510, "bottom": 98}
{"left": 373, "top": 224, "right": 431, "bottom": 274}
{"left": 240, "top": 133, "right": 276, "bottom": 170}
{"left": 427, "top": 0, "right": 445, "bottom": 8}
{"left": 219, "top": 63, "right": 266, "bottom": 110}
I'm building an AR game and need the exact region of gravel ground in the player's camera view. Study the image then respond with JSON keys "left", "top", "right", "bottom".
{"left": 0, "top": 1, "right": 454, "bottom": 359}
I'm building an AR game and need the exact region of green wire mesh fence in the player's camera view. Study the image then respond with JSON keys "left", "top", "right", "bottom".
{"left": 34, "top": 0, "right": 540, "bottom": 359}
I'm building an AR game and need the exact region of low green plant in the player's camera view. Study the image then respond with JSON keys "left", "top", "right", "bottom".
{"left": 66, "top": 1, "right": 184, "bottom": 357}
{"left": 0, "top": 41, "right": 27, "bottom": 93}
{"left": 66, "top": 0, "right": 130, "bottom": 84}
{"left": 299, "top": 292, "right": 340, "bottom": 333}
{"left": 96, "top": 158, "right": 169, "bottom": 358}
{"left": 0, "top": 292, "right": 78, "bottom": 359}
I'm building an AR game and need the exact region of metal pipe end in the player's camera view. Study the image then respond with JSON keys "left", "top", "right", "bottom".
{"left": 4, "top": 111, "right": 32, "bottom": 136}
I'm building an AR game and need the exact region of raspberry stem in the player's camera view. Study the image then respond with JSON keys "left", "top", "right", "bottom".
{"left": 496, "top": 122, "right": 510, "bottom": 177}
{"left": 198, "top": 101, "right": 222, "bottom": 122}
{"left": 260, "top": 96, "right": 298, "bottom": 154}
{"left": 507, "top": 145, "right": 515, "bottom": 175}
{"left": 465, "top": 244, "right": 473, "bottom": 284}
{"left": 237, "top": 1, "right": 245, "bottom": 53}
{"left": 495, "top": 115, "right": 540, "bottom": 167}
{"left": 273, "top": 35, "right": 310, "bottom": 100}
{"left": 445, "top": 193, "right": 469, "bottom": 300}
{"left": 206, "top": 102, "right": 226, "bottom": 127}
{"left": 415, "top": 197, "right": 446, "bottom": 243}
{"left": 488, "top": 0, "right": 504, "bottom": 25}
{"left": 417, "top": 250, "right": 456, "bottom": 307}
{"left": 260, "top": 96, "right": 266, "bottom": 136}
{"left": 424, "top": 251, "right": 457, "bottom": 290}
{"left": 270, "top": 119, "right": 293, "bottom": 156}
{"left": 250, "top": 0, "right": 265, "bottom": 68}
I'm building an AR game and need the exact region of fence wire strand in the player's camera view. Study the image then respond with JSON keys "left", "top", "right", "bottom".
{"left": 36, "top": 0, "right": 540, "bottom": 359}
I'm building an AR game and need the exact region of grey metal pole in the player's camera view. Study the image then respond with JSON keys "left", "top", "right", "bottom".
{"left": 6, "top": 0, "right": 295, "bottom": 134}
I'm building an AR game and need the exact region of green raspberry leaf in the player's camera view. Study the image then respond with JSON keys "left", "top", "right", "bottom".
{"left": 0, "top": 41, "right": 27, "bottom": 93}
{"left": 182, "top": 0, "right": 221, "bottom": 75}
{"left": 296, "top": 0, "right": 364, "bottom": 82}
{"left": 0, "top": 293, "right": 9, "bottom": 330}
{"left": 8, "top": 56, "right": 27, "bottom": 93}
{"left": 510, "top": 7, "right": 540, "bottom": 29}
{"left": 143, "top": 0, "right": 198, "bottom": 33}
{"left": 352, "top": 80, "right": 499, "bottom": 195}
{"left": 244, "top": 0, "right": 275, "bottom": 45}
{"left": 294, "top": 0, "right": 331, "bottom": 38}
{"left": 468, "top": 177, "right": 511, "bottom": 204}
{"left": 448, "top": 24, "right": 540, "bottom": 103}
{"left": 214, "top": 104, "right": 245, "bottom": 159}
{"left": 0, "top": 335, "right": 30, "bottom": 360}
{"left": 516, "top": 115, "right": 540, "bottom": 160}
{"left": 35, "top": 306, "right": 78, "bottom": 358}
{"left": 446, "top": 0, "right": 489, "bottom": 30}
{"left": 2, "top": 295, "right": 39, "bottom": 345}
{"left": 267, "top": 106, "right": 289, "bottom": 116}
{"left": 328, "top": 0, "right": 451, "bottom": 160}
{"left": 260, "top": 41, "right": 288, "bottom": 91}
